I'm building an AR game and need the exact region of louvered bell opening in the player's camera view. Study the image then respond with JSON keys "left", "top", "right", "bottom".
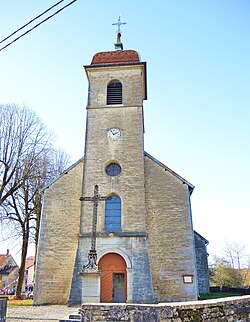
{"left": 107, "top": 81, "right": 122, "bottom": 105}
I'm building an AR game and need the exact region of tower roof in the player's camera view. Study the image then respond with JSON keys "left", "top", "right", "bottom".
{"left": 91, "top": 50, "right": 140, "bottom": 65}
{"left": 90, "top": 17, "right": 140, "bottom": 66}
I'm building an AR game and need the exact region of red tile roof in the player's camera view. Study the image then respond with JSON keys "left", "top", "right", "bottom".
{"left": 0, "top": 255, "right": 7, "bottom": 267}
{"left": 91, "top": 50, "right": 140, "bottom": 65}
{"left": 25, "top": 256, "right": 35, "bottom": 270}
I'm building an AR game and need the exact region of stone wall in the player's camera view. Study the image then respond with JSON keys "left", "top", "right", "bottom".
{"left": 78, "top": 296, "right": 250, "bottom": 322}
{"left": 144, "top": 154, "right": 198, "bottom": 302}
{"left": 194, "top": 232, "right": 210, "bottom": 295}
{"left": 68, "top": 234, "right": 154, "bottom": 305}
{"left": 33, "top": 159, "right": 83, "bottom": 305}
{"left": 82, "top": 64, "right": 147, "bottom": 235}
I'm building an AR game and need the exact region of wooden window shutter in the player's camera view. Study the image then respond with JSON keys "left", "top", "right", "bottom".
{"left": 107, "top": 81, "right": 122, "bottom": 105}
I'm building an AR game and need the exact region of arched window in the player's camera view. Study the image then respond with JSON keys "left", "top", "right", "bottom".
{"left": 107, "top": 80, "right": 122, "bottom": 105}
{"left": 105, "top": 195, "right": 121, "bottom": 231}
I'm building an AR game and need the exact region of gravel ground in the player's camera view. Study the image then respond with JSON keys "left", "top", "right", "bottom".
{"left": 6, "top": 305, "right": 79, "bottom": 322}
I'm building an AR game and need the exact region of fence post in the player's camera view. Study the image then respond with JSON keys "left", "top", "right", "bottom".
{"left": 0, "top": 298, "right": 7, "bottom": 322}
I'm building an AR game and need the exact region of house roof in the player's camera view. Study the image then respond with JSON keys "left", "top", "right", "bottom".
{"left": 0, "top": 251, "right": 18, "bottom": 274}
{"left": 0, "top": 255, "right": 8, "bottom": 267}
{"left": 25, "top": 256, "right": 35, "bottom": 270}
{"left": 144, "top": 151, "right": 195, "bottom": 194}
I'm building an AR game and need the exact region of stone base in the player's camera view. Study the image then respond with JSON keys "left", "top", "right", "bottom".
{"left": 81, "top": 269, "right": 101, "bottom": 303}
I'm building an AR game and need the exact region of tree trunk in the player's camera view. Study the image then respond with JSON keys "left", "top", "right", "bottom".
{"left": 15, "top": 220, "right": 29, "bottom": 298}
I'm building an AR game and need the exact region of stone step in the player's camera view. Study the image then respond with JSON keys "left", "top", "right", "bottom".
{"left": 69, "top": 315, "right": 81, "bottom": 319}
{"left": 59, "top": 319, "right": 81, "bottom": 322}
{"left": 59, "top": 315, "right": 81, "bottom": 322}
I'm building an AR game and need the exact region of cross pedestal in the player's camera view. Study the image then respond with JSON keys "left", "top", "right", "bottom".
{"left": 80, "top": 250, "right": 102, "bottom": 303}
{"left": 80, "top": 268, "right": 102, "bottom": 303}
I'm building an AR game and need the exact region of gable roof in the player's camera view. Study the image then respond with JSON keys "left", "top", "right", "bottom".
{"left": 42, "top": 157, "right": 84, "bottom": 192}
{"left": 0, "top": 251, "right": 18, "bottom": 276}
{"left": 194, "top": 230, "right": 209, "bottom": 245}
{"left": 144, "top": 151, "right": 195, "bottom": 194}
{"left": 42, "top": 154, "right": 194, "bottom": 194}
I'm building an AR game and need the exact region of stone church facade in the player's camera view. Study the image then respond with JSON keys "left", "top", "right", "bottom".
{"left": 34, "top": 40, "right": 209, "bottom": 306}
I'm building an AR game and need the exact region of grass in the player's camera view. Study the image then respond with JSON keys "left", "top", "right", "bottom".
{"left": 7, "top": 299, "right": 33, "bottom": 306}
{"left": 199, "top": 292, "right": 243, "bottom": 300}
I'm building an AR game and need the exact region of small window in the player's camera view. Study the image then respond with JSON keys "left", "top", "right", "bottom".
{"left": 105, "top": 195, "right": 121, "bottom": 231}
{"left": 107, "top": 80, "right": 122, "bottom": 105}
{"left": 105, "top": 162, "right": 121, "bottom": 177}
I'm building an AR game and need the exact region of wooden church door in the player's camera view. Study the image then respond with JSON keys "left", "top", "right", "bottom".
{"left": 99, "top": 253, "right": 127, "bottom": 303}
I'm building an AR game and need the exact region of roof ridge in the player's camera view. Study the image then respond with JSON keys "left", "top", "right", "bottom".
{"left": 42, "top": 157, "right": 84, "bottom": 192}
{"left": 144, "top": 151, "right": 195, "bottom": 193}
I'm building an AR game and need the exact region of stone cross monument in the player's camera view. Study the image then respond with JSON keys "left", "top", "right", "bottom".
{"left": 79, "top": 185, "right": 111, "bottom": 303}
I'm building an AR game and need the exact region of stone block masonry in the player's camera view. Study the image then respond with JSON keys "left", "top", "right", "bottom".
{"left": 75, "top": 296, "right": 250, "bottom": 321}
{"left": 144, "top": 155, "right": 197, "bottom": 302}
{"left": 34, "top": 159, "right": 83, "bottom": 305}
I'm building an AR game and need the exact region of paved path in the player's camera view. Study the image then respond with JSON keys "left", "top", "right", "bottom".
{"left": 7, "top": 305, "right": 79, "bottom": 322}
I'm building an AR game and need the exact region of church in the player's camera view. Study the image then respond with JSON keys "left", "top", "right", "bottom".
{"left": 34, "top": 24, "right": 209, "bottom": 306}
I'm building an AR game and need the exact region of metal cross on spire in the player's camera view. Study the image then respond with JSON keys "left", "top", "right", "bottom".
{"left": 112, "top": 16, "right": 126, "bottom": 50}
{"left": 80, "top": 185, "right": 111, "bottom": 270}
{"left": 112, "top": 16, "right": 126, "bottom": 34}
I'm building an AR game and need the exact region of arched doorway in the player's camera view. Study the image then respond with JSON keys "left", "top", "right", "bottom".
{"left": 99, "top": 253, "right": 127, "bottom": 303}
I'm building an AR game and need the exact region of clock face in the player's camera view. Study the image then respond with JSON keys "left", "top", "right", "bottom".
{"left": 108, "top": 128, "right": 121, "bottom": 141}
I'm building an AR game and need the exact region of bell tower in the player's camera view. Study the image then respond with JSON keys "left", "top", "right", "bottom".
{"left": 82, "top": 50, "right": 147, "bottom": 234}
{"left": 68, "top": 21, "right": 154, "bottom": 305}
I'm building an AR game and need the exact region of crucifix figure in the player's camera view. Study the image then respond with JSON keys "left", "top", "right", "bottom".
{"left": 112, "top": 16, "right": 126, "bottom": 44}
{"left": 80, "top": 185, "right": 111, "bottom": 270}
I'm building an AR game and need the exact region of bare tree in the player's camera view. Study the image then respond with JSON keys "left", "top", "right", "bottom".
{"left": 0, "top": 104, "right": 51, "bottom": 206}
{"left": 0, "top": 104, "right": 71, "bottom": 298}
{"left": 1, "top": 149, "right": 70, "bottom": 298}
{"left": 31, "top": 149, "right": 71, "bottom": 260}
{"left": 2, "top": 177, "right": 35, "bottom": 297}
{"left": 223, "top": 241, "right": 247, "bottom": 270}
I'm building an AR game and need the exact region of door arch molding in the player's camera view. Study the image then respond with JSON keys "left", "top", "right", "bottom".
{"left": 97, "top": 248, "right": 132, "bottom": 269}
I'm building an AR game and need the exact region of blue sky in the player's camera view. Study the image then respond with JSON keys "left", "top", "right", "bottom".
{"left": 0, "top": 1, "right": 249, "bottom": 263}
